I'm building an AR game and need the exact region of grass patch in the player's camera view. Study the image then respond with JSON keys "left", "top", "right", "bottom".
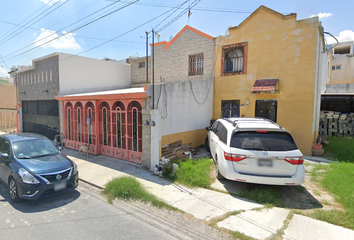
{"left": 238, "top": 185, "right": 282, "bottom": 207}
{"left": 308, "top": 137, "right": 354, "bottom": 229}
{"left": 167, "top": 158, "right": 214, "bottom": 188}
{"left": 323, "top": 136, "right": 354, "bottom": 162}
{"left": 102, "top": 176, "right": 174, "bottom": 210}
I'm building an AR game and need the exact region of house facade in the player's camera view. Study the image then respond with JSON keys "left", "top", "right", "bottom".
{"left": 213, "top": 6, "right": 324, "bottom": 155}
{"left": 134, "top": 25, "right": 214, "bottom": 169}
{"left": 321, "top": 41, "right": 354, "bottom": 113}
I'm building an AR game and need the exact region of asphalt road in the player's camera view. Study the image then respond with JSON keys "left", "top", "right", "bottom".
{"left": 0, "top": 181, "right": 228, "bottom": 240}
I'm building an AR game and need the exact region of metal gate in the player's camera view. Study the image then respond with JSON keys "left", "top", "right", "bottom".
{"left": 22, "top": 100, "right": 59, "bottom": 140}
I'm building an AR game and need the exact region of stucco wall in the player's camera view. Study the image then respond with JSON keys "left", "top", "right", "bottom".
{"left": 58, "top": 53, "right": 131, "bottom": 94}
{"left": 213, "top": 7, "right": 322, "bottom": 155}
{"left": 328, "top": 54, "right": 354, "bottom": 84}
{"left": 0, "top": 86, "right": 17, "bottom": 109}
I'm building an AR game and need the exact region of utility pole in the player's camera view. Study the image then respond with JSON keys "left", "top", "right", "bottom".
{"left": 145, "top": 31, "right": 149, "bottom": 84}
{"left": 152, "top": 29, "right": 155, "bottom": 109}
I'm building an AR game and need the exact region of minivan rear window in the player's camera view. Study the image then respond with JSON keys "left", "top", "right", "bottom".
{"left": 230, "top": 131, "right": 298, "bottom": 151}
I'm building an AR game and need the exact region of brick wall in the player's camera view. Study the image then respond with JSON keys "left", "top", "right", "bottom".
{"left": 18, "top": 55, "right": 59, "bottom": 101}
{"left": 130, "top": 56, "right": 151, "bottom": 86}
{"left": 154, "top": 28, "right": 214, "bottom": 83}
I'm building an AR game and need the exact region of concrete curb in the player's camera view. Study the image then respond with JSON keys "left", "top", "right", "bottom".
{"left": 79, "top": 178, "right": 104, "bottom": 190}
{"left": 304, "top": 155, "right": 333, "bottom": 163}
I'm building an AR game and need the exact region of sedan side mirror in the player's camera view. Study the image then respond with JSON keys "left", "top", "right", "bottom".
{"left": 0, "top": 152, "right": 9, "bottom": 159}
{"left": 205, "top": 126, "right": 211, "bottom": 131}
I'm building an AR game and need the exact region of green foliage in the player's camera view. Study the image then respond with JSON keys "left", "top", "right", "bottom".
{"left": 323, "top": 137, "right": 354, "bottom": 163}
{"left": 238, "top": 185, "right": 282, "bottom": 207}
{"left": 102, "top": 176, "right": 173, "bottom": 209}
{"left": 168, "top": 158, "right": 214, "bottom": 188}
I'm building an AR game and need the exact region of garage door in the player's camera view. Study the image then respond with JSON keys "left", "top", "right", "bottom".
{"left": 22, "top": 100, "right": 59, "bottom": 140}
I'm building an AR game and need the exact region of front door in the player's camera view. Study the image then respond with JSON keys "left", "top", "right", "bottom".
{"left": 0, "top": 137, "right": 11, "bottom": 182}
{"left": 255, "top": 99, "right": 278, "bottom": 122}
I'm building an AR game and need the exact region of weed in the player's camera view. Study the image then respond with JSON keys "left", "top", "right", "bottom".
{"left": 102, "top": 176, "right": 175, "bottom": 210}
{"left": 238, "top": 185, "right": 282, "bottom": 207}
{"left": 167, "top": 158, "right": 214, "bottom": 188}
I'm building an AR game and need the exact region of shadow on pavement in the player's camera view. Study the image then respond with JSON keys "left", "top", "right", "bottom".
{"left": 0, "top": 182, "right": 80, "bottom": 213}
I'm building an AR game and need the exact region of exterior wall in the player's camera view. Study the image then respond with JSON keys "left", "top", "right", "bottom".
{"left": 58, "top": 53, "right": 131, "bottom": 94}
{"left": 17, "top": 55, "right": 59, "bottom": 101}
{"left": 153, "top": 28, "right": 214, "bottom": 83}
{"left": 328, "top": 55, "right": 354, "bottom": 84}
{"left": 130, "top": 56, "right": 151, "bottom": 86}
{"left": 0, "top": 86, "right": 17, "bottom": 109}
{"left": 150, "top": 79, "right": 213, "bottom": 148}
{"left": 148, "top": 26, "right": 214, "bottom": 148}
{"left": 214, "top": 7, "right": 322, "bottom": 155}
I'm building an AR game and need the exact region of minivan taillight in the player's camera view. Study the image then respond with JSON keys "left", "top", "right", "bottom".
{"left": 224, "top": 152, "right": 247, "bottom": 162}
{"left": 285, "top": 157, "right": 303, "bottom": 165}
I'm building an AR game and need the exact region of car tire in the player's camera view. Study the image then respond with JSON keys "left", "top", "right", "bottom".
{"left": 205, "top": 137, "right": 210, "bottom": 152}
{"left": 9, "top": 178, "right": 21, "bottom": 203}
{"left": 215, "top": 156, "right": 225, "bottom": 180}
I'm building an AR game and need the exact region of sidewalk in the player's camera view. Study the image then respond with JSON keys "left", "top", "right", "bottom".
{"left": 64, "top": 148, "right": 354, "bottom": 240}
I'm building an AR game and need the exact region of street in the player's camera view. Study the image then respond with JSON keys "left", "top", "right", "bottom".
{"left": 0, "top": 181, "right": 228, "bottom": 240}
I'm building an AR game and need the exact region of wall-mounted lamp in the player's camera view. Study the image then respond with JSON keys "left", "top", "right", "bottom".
{"left": 151, "top": 121, "right": 156, "bottom": 126}
{"left": 42, "top": 89, "right": 49, "bottom": 93}
{"left": 143, "top": 120, "right": 150, "bottom": 126}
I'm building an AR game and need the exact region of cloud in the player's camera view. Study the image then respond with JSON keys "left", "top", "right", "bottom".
{"left": 40, "top": 0, "right": 61, "bottom": 5}
{"left": 326, "top": 30, "right": 354, "bottom": 44}
{"left": 0, "top": 66, "right": 8, "bottom": 77}
{"left": 34, "top": 28, "right": 81, "bottom": 50}
{"left": 310, "top": 12, "right": 333, "bottom": 19}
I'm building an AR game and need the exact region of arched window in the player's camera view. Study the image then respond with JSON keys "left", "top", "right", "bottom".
{"left": 88, "top": 108, "right": 92, "bottom": 144}
{"left": 103, "top": 108, "right": 107, "bottom": 146}
{"left": 78, "top": 108, "right": 81, "bottom": 142}
{"left": 132, "top": 108, "right": 137, "bottom": 151}
{"left": 68, "top": 108, "right": 71, "bottom": 140}
{"left": 116, "top": 108, "right": 121, "bottom": 148}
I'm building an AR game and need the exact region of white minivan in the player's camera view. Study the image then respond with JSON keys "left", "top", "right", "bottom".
{"left": 207, "top": 118, "right": 305, "bottom": 185}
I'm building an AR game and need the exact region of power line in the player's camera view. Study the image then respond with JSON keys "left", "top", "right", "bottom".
{"left": 1, "top": 0, "right": 124, "bottom": 60}
{"left": 2, "top": 0, "right": 137, "bottom": 63}
{"left": 58, "top": 0, "right": 189, "bottom": 62}
{"left": 0, "top": 0, "right": 68, "bottom": 46}
{"left": 0, "top": 0, "right": 56, "bottom": 41}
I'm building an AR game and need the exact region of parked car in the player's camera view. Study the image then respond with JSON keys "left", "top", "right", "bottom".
{"left": 206, "top": 118, "right": 304, "bottom": 185}
{"left": 0, "top": 133, "right": 79, "bottom": 202}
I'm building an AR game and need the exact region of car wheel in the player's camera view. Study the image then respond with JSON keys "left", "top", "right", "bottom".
{"left": 215, "top": 156, "right": 225, "bottom": 180}
{"left": 205, "top": 137, "right": 210, "bottom": 152}
{"left": 9, "top": 178, "right": 21, "bottom": 203}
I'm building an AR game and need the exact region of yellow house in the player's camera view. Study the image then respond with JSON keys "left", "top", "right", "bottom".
{"left": 213, "top": 6, "right": 324, "bottom": 155}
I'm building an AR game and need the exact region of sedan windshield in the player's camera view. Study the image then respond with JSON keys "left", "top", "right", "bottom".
{"left": 12, "top": 139, "right": 59, "bottom": 159}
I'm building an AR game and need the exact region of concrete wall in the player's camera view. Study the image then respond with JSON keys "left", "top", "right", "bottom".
{"left": 17, "top": 55, "right": 59, "bottom": 101}
{"left": 149, "top": 27, "right": 214, "bottom": 147}
{"left": 153, "top": 28, "right": 214, "bottom": 84}
{"left": 130, "top": 56, "right": 150, "bottom": 86}
{"left": 0, "top": 86, "right": 17, "bottom": 109}
{"left": 213, "top": 6, "right": 322, "bottom": 155}
{"left": 328, "top": 54, "right": 354, "bottom": 84}
{"left": 58, "top": 53, "right": 131, "bottom": 94}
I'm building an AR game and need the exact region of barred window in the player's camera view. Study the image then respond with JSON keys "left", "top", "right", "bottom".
{"left": 221, "top": 42, "right": 248, "bottom": 76}
{"left": 189, "top": 53, "right": 204, "bottom": 76}
{"left": 138, "top": 62, "right": 145, "bottom": 68}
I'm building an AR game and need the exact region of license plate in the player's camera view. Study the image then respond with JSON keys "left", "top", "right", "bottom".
{"left": 258, "top": 159, "right": 273, "bottom": 167}
{"left": 54, "top": 182, "right": 66, "bottom": 191}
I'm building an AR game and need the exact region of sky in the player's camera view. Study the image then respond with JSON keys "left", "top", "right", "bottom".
{"left": 0, "top": 0, "right": 353, "bottom": 77}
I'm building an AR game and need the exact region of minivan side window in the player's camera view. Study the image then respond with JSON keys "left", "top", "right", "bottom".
{"left": 219, "top": 126, "right": 228, "bottom": 144}
{"left": 211, "top": 122, "right": 219, "bottom": 134}
{"left": 216, "top": 122, "right": 224, "bottom": 138}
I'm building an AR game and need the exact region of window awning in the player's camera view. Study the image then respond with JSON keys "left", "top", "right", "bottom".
{"left": 251, "top": 79, "right": 279, "bottom": 93}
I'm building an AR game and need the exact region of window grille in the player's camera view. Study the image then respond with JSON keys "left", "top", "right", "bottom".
{"left": 68, "top": 108, "right": 71, "bottom": 140}
{"left": 78, "top": 108, "right": 81, "bottom": 142}
{"left": 133, "top": 109, "right": 137, "bottom": 151}
{"left": 88, "top": 108, "right": 92, "bottom": 144}
{"left": 225, "top": 47, "right": 244, "bottom": 73}
{"left": 189, "top": 53, "right": 204, "bottom": 75}
{"left": 103, "top": 108, "right": 107, "bottom": 146}
{"left": 138, "top": 62, "right": 145, "bottom": 68}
